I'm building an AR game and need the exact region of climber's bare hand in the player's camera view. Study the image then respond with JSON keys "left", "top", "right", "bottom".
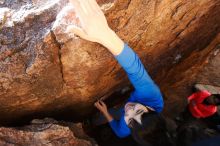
{"left": 68, "top": 0, "right": 123, "bottom": 55}
{"left": 68, "top": 0, "right": 110, "bottom": 43}
{"left": 94, "top": 100, "right": 108, "bottom": 114}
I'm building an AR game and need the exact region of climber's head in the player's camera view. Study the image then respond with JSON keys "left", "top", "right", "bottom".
{"left": 125, "top": 103, "right": 168, "bottom": 146}
{"left": 124, "top": 102, "right": 152, "bottom": 124}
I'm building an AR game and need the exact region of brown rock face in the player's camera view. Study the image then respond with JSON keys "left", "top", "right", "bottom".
{"left": 0, "top": 0, "right": 220, "bottom": 124}
{"left": 161, "top": 33, "right": 220, "bottom": 117}
{"left": 0, "top": 118, "right": 97, "bottom": 146}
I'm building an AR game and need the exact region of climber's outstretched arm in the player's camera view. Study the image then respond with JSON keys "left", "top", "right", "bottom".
{"left": 68, "top": 0, "right": 163, "bottom": 138}
{"left": 68, "top": 0, "right": 163, "bottom": 110}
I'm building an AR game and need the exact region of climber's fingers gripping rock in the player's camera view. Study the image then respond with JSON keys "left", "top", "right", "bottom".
{"left": 68, "top": 0, "right": 124, "bottom": 55}
{"left": 68, "top": 0, "right": 110, "bottom": 44}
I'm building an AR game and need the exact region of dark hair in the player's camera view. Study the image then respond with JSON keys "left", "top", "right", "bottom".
{"left": 204, "top": 94, "right": 220, "bottom": 105}
{"left": 128, "top": 111, "right": 173, "bottom": 146}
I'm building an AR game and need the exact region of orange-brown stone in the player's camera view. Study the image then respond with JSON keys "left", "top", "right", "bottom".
{"left": 0, "top": 0, "right": 220, "bottom": 124}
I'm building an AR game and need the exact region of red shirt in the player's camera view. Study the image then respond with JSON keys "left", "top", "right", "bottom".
{"left": 188, "top": 90, "right": 217, "bottom": 118}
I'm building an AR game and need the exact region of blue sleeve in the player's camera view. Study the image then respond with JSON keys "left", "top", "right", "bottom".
{"left": 115, "top": 43, "right": 164, "bottom": 112}
{"left": 109, "top": 116, "right": 131, "bottom": 138}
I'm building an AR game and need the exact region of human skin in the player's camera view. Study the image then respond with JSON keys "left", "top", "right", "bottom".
{"left": 68, "top": 0, "right": 126, "bottom": 122}
{"left": 68, "top": 0, "right": 151, "bottom": 124}
{"left": 68, "top": 0, "right": 124, "bottom": 56}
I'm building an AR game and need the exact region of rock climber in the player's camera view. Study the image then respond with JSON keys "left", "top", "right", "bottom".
{"left": 68, "top": 0, "right": 168, "bottom": 145}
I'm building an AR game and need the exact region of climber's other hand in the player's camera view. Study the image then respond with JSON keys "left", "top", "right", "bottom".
{"left": 94, "top": 100, "right": 108, "bottom": 114}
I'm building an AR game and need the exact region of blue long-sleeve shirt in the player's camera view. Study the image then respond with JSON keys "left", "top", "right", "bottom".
{"left": 109, "top": 43, "right": 164, "bottom": 138}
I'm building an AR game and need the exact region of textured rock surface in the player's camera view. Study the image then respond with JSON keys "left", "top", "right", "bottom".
{"left": 0, "top": 118, "right": 97, "bottom": 146}
{"left": 0, "top": 0, "right": 220, "bottom": 124}
{"left": 161, "top": 33, "right": 220, "bottom": 117}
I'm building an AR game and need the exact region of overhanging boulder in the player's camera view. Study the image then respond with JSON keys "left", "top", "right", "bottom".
{"left": 0, "top": 0, "right": 220, "bottom": 124}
